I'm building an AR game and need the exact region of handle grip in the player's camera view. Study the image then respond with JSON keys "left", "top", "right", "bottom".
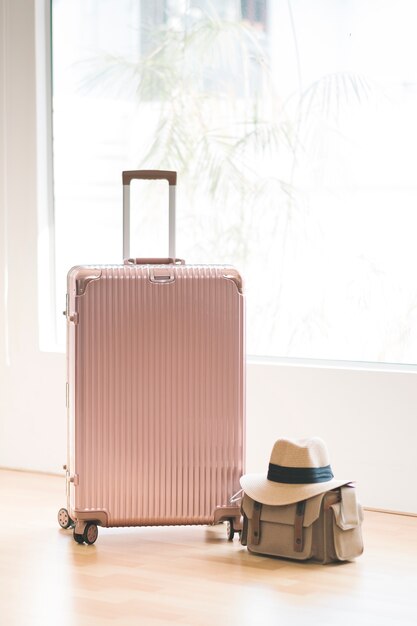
{"left": 124, "top": 258, "right": 185, "bottom": 265}
{"left": 122, "top": 170, "right": 177, "bottom": 186}
{"left": 122, "top": 170, "right": 177, "bottom": 260}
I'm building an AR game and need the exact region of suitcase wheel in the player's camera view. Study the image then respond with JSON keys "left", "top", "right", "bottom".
{"left": 58, "top": 508, "right": 74, "bottom": 529}
{"left": 226, "top": 520, "right": 235, "bottom": 541}
{"left": 73, "top": 523, "right": 99, "bottom": 545}
{"left": 83, "top": 522, "right": 99, "bottom": 545}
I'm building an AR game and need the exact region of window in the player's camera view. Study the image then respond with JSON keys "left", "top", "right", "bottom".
{"left": 51, "top": 0, "right": 417, "bottom": 364}
{"left": 241, "top": 0, "right": 267, "bottom": 29}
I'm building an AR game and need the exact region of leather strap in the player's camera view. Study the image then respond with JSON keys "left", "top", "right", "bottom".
{"left": 294, "top": 500, "right": 306, "bottom": 552}
{"left": 323, "top": 489, "right": 341, "bottom": 510}
{"left": 240, "top": 510, "right": 248, "bottom": 546}
{"left": 250, "top": 501, "right": 262, "bottom": 545}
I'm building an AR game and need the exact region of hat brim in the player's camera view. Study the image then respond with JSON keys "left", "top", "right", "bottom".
{"left": 240, "top": 473, "right": 352, "bottom": 506}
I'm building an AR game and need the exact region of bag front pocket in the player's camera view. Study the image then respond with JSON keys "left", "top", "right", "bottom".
{"left": 330, "top": 488, "right": 364, "bottom": 561}
{"left": 242, "top": 494, "right": 325, "bottom": 560}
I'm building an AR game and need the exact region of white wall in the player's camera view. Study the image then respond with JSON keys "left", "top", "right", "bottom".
{"left": 1, "top": 0, "right": 416, "bottom": 513}
{"left": 246, "top": 361, "right": 417, "bottom": 513}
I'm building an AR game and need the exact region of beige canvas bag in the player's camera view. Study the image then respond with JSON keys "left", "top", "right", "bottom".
{"left": 240, "top": 484, "right": 364, "bottom": 563}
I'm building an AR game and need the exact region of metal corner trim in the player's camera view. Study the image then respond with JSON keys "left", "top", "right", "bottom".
{"left": 71, "top": 509, "right": 109, "bottom": 527}
{"left": 75, "top": 269, "right": 102, "bottom": 295}
{"left": 222, "top": 270, "right": 244, "bottom": 294}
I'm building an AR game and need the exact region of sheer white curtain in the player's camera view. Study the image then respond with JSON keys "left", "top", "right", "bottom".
{"left": 52, "top": 0, "right": 417, "bottom": 364}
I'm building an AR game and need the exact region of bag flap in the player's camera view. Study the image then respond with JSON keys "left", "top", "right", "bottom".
{"left": 242, "top": 492, "right": 325, "bottom": 527}
{"left": 331, "top": 486, "right": 363, "bottom": 530}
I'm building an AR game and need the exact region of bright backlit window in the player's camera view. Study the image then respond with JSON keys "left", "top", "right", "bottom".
{"left": 51, "top": 0, "right": 417, "bottom": 364}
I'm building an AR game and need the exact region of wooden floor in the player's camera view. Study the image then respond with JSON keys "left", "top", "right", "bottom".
{"left": 1, "top": 470, "right": 417, "bottom": 626}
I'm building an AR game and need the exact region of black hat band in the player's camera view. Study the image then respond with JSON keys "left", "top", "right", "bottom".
{"left": 267, "top": 463, "right": 334, "bottom": 484}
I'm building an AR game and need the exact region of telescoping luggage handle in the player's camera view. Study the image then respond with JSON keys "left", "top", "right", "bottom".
{"left": 122, "top": 170, "right": 178, "bottom": 262}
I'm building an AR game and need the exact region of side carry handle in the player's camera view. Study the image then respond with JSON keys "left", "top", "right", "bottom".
{"left": 122, "top": 170, "right": 177, "bottom": 261}
{"left": 124, "top": 257, "right": 185, "bottom": 266}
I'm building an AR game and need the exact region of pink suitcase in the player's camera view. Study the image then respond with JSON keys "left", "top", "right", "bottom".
{"left": 58, "top": 170, "right": 245, "bottom": 545}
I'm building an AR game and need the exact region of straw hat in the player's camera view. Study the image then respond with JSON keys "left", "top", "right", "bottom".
{"left": 240, "top": 437, "right": 351, "bottom": 506}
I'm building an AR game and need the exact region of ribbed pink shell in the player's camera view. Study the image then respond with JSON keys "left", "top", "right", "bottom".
{"left": 67, "top": 265, "right": 245, "bottom": 527}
